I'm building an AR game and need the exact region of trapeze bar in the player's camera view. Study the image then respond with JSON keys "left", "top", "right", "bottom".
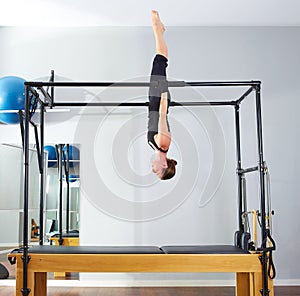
{"left": 52, "top": 101, "right": 236, "bottom": 108}
{"left": 24, "top": 80, "right": 261, "bottom": 88}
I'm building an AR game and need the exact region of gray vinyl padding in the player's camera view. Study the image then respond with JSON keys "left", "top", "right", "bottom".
{"left": 160, "top": 245, "right": 249, "bottom": 254}
{"left": 26, "top": 245, "right": 164, "bottom": 254}
{"left": 12, "top": 245, "right": 248, "bottom": 255}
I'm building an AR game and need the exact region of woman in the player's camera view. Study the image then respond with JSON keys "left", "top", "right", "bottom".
{"left": 148, "top": 10, "right": 177, "bottom": 180}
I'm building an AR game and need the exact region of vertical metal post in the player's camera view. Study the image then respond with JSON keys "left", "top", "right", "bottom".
{"left": 66, "top": 144, "right": 70, "bottom": 233}
{"left": 234, "top": 104, "right": 244, "bottom": 233}
{"left": 50, "top": 70, "right": 54, "bottom": 107}
{"left": 18, "top": 111, "right": 25, "bottom": 149}
{"left": 58, "top": 144, "right": 64, "bottom": 245}
{"left": 22, "top": 85, "right": 31, "bottom": 296}
{"left": 39, "top": 104, "right": 45, "bottom": 245}
{"left": 255, "top": 84, "right": 269, "bottom": 296}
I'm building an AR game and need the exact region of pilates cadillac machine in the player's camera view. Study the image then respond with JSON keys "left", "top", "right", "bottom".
{"left": 8, "top": 76, "right": 276, "bottom": 296}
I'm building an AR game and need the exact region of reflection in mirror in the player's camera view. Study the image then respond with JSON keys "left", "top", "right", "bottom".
{"left": 44, "top": 144, "right": 80, "bottom": 246}
{"left": 0, "top": 144, "right": 42, "bottom": 247}
{"left": 0, "top": 143, "right": 80, "bottom": 248}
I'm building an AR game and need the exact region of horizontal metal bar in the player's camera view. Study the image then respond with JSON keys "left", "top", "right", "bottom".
{"left": 237, "top": 166, "right": 259, "bottom": 175}
{"left": 51, "top": 101, "right": 236, "bottom": 107}
{"left": 53, "top": 102, "right": 148, "bottom": 107}
{"left": 25, "top": 80, "right": 261, "bottom": 88}
{"left": 186, "top": 81, "right": 261, "bottom": 87}
{"left": 173, "top": 101, "right": 236, "bottom": 106}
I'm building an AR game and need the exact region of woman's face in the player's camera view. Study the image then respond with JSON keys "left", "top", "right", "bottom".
{"left": 151, "top": 156, "right": 167, "bottom": 179}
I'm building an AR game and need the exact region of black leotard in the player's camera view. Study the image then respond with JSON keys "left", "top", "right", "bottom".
{"left": 147, "top": 54, "right": 171, "bottom": 153}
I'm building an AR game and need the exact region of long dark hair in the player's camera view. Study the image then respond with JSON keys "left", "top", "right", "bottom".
{"left": 162, "top": 158, "right": 177, "bottom": 180}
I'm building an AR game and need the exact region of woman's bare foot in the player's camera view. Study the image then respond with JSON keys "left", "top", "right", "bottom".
{"left": 152, "top": 10, "right": 165, "bottom": 34}
{"left": 151, "top": 10, "right": 168, "bottom": 58}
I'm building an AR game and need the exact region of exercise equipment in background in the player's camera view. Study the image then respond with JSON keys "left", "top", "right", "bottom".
{"left": 0, "top": 263, "right": 9, "bottom": 279}
{"left": 63, "top": 145, "right": 79, "bottom": 168}
{"left": 44, "top": 145, "right": 57, "bottom": 167}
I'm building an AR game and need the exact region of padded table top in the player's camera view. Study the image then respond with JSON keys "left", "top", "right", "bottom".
{"left": 51, "top": 232, "right": 79, "bottom": 238}
{"left": 25, "top": 246, "right": 164, "bottom": 254}
{"left": 11, "top": 245, "right": 249, "bottom": 255}
{"left": 161, "top": 245, "right": 249, "bottom": 254}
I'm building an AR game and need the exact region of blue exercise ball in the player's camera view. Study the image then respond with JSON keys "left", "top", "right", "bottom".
{"left": 0, "top": 76, "right": 26, "bottom": 124}
{"left": 63, "top": 174, "right": 79, "bottom": 183}
{"left": 69, "top": 174, "right": 80, "bottom": 183}
{"left": 63, "top": 145, "right": 80, "bottom": 167}
{"left": 44, "top": 145, "right": 57, "bottom": 167}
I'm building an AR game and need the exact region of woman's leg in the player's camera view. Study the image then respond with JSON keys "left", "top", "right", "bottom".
{"left": 148, "top": 10, "right": 170, "bottom": 150}
{"left": 152, "top": 10, "right": 168, "bottom": 59}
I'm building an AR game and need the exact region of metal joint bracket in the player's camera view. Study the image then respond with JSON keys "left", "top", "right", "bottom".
{"left": 236, "top": 168, "right": 243, "bottom": 175}
{"left": 259, "top": 253, "right": 269, "bottom": 264}
{"left": 254, "top": 83, "right": 261, "bottom": 92}
{"left": 258, "top": 162, "right": 265, "bottom": 173}
{"left": 21, "top": 288, "right": 31, "bottom": 296}
{"left": 260, "top": 288, "right": 270, "bottom": 296}
{"left": 21, "top": 255, "right": 31, "bottom": 264}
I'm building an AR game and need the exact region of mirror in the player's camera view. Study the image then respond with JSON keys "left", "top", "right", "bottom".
{"left": 0, "top": 144, "right": 41, "bottom": 247}
{"left": 44, "top": 144, "right": 80, "bottom": 245}
{"left": 0, "top": 143, "right": 80, "bottom": 248}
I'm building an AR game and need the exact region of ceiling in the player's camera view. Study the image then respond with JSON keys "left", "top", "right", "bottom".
{"left": 0, "top": 0, "right": 300, "bottom": 27}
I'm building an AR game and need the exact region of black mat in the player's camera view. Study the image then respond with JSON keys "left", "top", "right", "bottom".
{"left": 161, "top": 245, "right": 249, "bottom": 254}
{"left": 51, "top": 232, "right": 79, "bottom": 238}
{"left": 11, "top": 245, "right": 248, "bottom": 255}
{"left": 27, "top": 245, "right": 164, "bottom": 254}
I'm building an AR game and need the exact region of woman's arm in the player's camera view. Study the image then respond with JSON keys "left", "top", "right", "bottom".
{"left": 155, "top": 92, "right": 171, "bottom": 150}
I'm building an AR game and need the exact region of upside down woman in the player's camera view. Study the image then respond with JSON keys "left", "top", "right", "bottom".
{"left": 148, "top": 10, "right": 177, "bottom": 180}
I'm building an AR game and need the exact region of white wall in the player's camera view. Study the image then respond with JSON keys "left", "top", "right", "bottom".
{"left": 0, "top": 26, "right": 299, "bottom": 284}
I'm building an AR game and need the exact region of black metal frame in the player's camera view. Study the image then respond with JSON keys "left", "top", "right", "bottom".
{"left": 55, "top": 144, "right": 64, "bottom": 246}
{"left": 55, "top": 143, "right": 72, "bottom": 244}
{"left": 20, "top": 78, "right": 274, "bottom": 296}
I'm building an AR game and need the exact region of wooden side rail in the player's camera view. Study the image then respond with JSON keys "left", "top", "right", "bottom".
{"left": 8, "top": 253, "right": 273, "bottom": 296}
